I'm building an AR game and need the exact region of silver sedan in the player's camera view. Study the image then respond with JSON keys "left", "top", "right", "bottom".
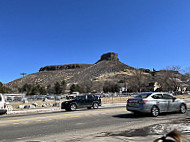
{"left": 126, "top": 92, "right": 187, "bottom": 117}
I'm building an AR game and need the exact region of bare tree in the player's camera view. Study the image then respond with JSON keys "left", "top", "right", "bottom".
{"left": 128, "top": 69, "right": 146, "bottom": 92}
{"left": 80, "top": 79, "right": 93, "bottom": 93}
{"left": 182, "top": 67, "right": 190, "bottom": 90}
{"left": 157, "top": 66, "right": 183, "bottom": 92}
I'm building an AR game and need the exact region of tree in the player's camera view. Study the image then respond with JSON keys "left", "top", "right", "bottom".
{"left": 39, "top": 86, "right": 47, "bottom": 95}
{"left": 54, "top": 82, "right": 62, "bottom": 94}
{"left": 0, "top": 81, "right": 12, "bottom": 93}
{"left": 19, "top": 83, "right": 32, "bottom": 95}
{"left": 30, "top": 86, "right": 39, "bottom": 95}
{"left": 0, "top": 82, "right": 6, "bottom": 93}
{"left": 127, "top": 69, "right": 145, "bottom": 92}
{"left": 19, "top": 83, "right": 47, "bottom": 95}
{"left": 80, "top": 80, "right": 93, "bottom": 93}
{"left": 182, "top": 67, "right": 190, "bottom": 91}
{"left": 47, "top": 84, "right": 54, "bottom": 94}
{"left": 61, "top": 80, "right": 66, "bottom": 93}
{"left": 103, "top": 82, "right": 119, "bottom": 93}
{"left": 157, "top": 66, "right": 183, "bottom": 92}
{"left": 20, "top": 73, "right": 27, "bottom": 77}
{"left": 70, "top": 84, "right": 81, "bottom": 94}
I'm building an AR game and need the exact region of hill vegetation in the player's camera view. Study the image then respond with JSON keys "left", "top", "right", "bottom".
{"left": 4, "top": 52, "right": 189, "bottom": 95}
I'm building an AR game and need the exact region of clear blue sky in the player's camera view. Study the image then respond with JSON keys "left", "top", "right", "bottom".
{"left": 0, "top": 0, "right": 190, "bottom": 83}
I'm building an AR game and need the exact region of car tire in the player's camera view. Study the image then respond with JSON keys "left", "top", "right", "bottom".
{"left": 70, "top": 104, "right": 77, "bottom": 111}
{"left": 180, "top": 104, "right": 187, "bottom": 114}
{"left": 151, "top": 106, "right": 159, "bottom": 117}
{"left": 93, "top": 103, "right": 99, "bottom": 109}
{"left": 87, "top": 107, "right": 91, "bottom": 109}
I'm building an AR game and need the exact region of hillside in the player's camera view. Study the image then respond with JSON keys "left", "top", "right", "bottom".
{"left": 5, "top": 52, "right": 187, "bottom": 93}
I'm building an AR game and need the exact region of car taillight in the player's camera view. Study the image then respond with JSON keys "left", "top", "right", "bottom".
{"left": 4, "top": 103, "right": 6, "bottom": 109}
{"left": 138, "top": 100, "right": 148, "bottom": 104}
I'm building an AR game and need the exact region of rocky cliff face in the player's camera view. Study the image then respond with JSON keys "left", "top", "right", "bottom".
{"left": 96, "top": 52, "right": 119, "bottom": 63}
{"left": 39, "top": 64, "right": 92, "bottom": 72}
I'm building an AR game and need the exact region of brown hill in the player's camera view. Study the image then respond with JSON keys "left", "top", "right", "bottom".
{"left": 6, "top": 53, "right": 133, "bottom": 91}
{"left": 6, "top": 52, "right": 187, "bottom": 93}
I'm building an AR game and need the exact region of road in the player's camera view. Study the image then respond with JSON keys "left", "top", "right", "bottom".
{"left": 0, "top": 106, "right": 189, "bottom": 142}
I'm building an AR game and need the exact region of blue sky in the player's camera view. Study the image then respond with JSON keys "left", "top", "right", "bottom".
{"left": 0, "top": 0, "right": 190, "bottom": 83}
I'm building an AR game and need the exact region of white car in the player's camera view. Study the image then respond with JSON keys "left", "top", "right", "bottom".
{"left": 0, "top": 94, "right": 7, "bottom": 114}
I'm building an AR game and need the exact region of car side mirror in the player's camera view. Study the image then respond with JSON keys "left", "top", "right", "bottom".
{"left": 173, "top": 97, "right": 176, "bottom": 102}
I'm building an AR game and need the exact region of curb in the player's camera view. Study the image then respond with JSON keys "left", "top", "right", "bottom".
{"left": 6, "top": 103, "right": 126, "bottom": 115}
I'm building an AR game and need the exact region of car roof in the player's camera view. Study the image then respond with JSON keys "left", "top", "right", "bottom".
{"left": 137, "top": 92, "right": 173, "bottom": 97}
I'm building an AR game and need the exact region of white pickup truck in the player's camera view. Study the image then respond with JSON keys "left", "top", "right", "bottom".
{"left": 0, "top": 94, "right": 7, "bottom": 114}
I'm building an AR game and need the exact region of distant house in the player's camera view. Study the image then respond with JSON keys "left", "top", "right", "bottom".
{"left": 154, "top": 82, "right": 161, "bottom": 91}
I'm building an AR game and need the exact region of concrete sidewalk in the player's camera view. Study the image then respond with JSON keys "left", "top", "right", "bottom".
{"left": 6, "top": 103, "right": 126, "bottom": 115}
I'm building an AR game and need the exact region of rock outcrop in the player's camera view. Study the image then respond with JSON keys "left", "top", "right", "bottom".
{"left": 39, "top": 64, "right": 92, "bottom": 72}
{"left": 96, "top": 52, "right": 119, "bottom": 63}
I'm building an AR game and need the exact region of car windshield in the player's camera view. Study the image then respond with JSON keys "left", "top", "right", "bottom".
{"left": 135, "top": 93, "right": 152, "bottom": 99}
{"left": 74, "top": 96, "right": 82, "bottom": 100}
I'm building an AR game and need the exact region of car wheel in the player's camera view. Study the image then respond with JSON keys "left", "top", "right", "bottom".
{"left": 180, "top": 104, "right": 187, "bottom": 114}
{"left": 151, "top": 106, "right": 159, "bottom": 117}
{"left": 70, "top": 104, "right": 77, "bottom": 111}
{"left": 93, "top": 103, "right": 99, "bottom": 109}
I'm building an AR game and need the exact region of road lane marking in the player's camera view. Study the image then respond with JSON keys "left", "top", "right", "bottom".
{"left": 36, "top": 120, "right": 43, "bottom": 122}
{"left": 13, "top": 123, "right": 20, "bottom": 125}
{"left": 0, "top": 124, "right": 8, "bottom": 127}
{"left": 20, "top": 121, "right": 29, "bottom": 124}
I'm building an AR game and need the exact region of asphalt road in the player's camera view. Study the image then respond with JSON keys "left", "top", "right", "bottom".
{"left": 0, "top": 106, "right": 189, "bottom": 142}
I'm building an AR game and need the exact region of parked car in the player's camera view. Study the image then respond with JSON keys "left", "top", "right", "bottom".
{"left": 126, "top": 92, "right": 187, "bottom": 117}
{"left": 0, "top": 94, "right": 7, "bottom": 114}
{"left": 61, "top": 94, "right": 101, "bottom": 111}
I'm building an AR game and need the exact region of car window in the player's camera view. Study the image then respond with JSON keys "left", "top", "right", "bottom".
{"left": 81, "top": 96, "right": 86, "bottom": 100}
{"left": 75, "top": 96, "right": 85, "bottom": 100}
{"left": 163, "top": 94, "right": 173, "bottom": 99}
{"left": 152, "top": 94, "right": 163, "bottom": 99}
{"left": 87, "top": 95, "right": 94, "bottom": 100}
{"left": 135, "top": 93, "right": 152, "bottom": 99}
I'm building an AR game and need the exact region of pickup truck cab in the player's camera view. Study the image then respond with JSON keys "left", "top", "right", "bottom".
{"left": 0, "top": 94, "right": 7, "bottom": 114}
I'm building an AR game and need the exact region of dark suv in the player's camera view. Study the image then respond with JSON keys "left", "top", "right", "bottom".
{"left": 61, "top": 94, "right": 101, "bottom": 111}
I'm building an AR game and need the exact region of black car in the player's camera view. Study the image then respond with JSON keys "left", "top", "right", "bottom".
{"left": 61, "top": 94, "right": 101, "bottom": 111}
